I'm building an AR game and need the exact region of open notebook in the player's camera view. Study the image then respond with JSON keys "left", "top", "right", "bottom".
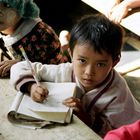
{"left": 7, "top": 82, "right": 77, "bottom": 129}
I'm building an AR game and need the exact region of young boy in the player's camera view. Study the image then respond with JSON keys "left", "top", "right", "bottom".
{"left": 10, "top": 14, "right": 140, "bottom": 137}
{"left": 0, "top": 0, "right": 69, "bottom": 77}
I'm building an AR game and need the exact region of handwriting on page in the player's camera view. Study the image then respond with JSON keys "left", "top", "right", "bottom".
{"left": 22, "top": 82, "right": 76, "bottom": 113}
{"left": 24, "top": 93, "right": 68, "bottom": 112}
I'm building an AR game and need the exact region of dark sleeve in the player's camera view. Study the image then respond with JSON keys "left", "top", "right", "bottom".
{"left": 13, "top": 22, "right": 70, "bottom": 64}
{"left": 20, "top": 81, "right": 36, "bottom": 94}
{"left": 92, "top": 113, "right": 113, "bottom": 138}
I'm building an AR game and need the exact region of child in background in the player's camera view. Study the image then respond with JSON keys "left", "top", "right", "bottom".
{"left": 105, "top": 0, "right": 140, "bottom": 23}
{"left": 10, "top": 14, "right": 140, "bottom": 137}
{"left": 0, "top": 0, "right": 69, "bottom": 77}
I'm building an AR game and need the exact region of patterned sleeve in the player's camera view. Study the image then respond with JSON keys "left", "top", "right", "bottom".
{"left": 13, "top": 21, "right": 70, "bottom": 64}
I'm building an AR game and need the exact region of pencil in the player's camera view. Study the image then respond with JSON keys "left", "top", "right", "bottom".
{"left": 19, "top": 45, "right": 40, "bottom": 86}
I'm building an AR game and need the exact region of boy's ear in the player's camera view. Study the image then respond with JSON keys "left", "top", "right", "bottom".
{"left": 112, "top": 56, "right": 120, "bottom": 67}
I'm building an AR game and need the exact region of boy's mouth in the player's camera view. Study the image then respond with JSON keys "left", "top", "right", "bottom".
{"left": 82, "top": 78, "right": 93, "bottom": 85}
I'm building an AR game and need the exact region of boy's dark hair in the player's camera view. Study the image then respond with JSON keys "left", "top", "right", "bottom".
{"left": 69, "top": 14, "right": 124, "bottom": 61}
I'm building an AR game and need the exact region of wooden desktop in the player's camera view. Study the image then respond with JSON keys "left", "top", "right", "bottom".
{"left": 0, "top": 78, "right": 102, "bottom": 140}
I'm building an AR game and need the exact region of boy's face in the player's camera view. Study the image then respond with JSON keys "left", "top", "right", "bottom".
{"left": 72, "top": 43, "right": 117, "bottom": 92}
{"left": 0, "top": 3, "right": 21, "bottom": 33}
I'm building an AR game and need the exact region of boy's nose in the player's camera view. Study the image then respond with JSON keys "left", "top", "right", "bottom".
{"left": 85, "top": 65, "right": 95, "bottom": 76}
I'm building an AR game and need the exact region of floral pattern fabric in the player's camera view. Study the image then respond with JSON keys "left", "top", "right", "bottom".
{"left": 2, "top": 21, "right": 70, "bottom": 64}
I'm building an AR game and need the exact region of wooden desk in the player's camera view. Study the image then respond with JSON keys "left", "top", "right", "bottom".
{"left": 81, "top": 0, "right": 140, "bottom": 54}
{"left": 0, "top": 79, "right": 102, "bottom": 140}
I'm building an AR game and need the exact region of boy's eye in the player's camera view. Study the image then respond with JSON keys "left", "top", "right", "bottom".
{"left": 79, "top": 59, "right": 86, "bottom": 64}
{"left": 97, "top": 63, "right": 106, "bottom": 67}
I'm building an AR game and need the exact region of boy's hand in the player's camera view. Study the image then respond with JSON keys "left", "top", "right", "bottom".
{"left": 63, "top": 97, "right": 82, "bottom": 112}
{"left": 63, "top": 97, "right": 92, "bottom": 126}
{"left": 30, "top": 83, "right": 49, "bottom": 103}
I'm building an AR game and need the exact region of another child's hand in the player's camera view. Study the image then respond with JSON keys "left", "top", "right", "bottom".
{"left": 63, "top": 97, "right": 83, "bottom": 112}
{"left": 104, "top": 0, "right": 120, "bottom": 18}
{"left": 0, "top": 59, "right": 20, "bottom": 77}
{"left": 30, "top": 83, "right": 49, "bottom": 103}
{"left": 107, "top": 2, "right": 130, "bottom": 23}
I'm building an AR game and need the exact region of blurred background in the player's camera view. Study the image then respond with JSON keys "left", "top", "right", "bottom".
{"left": 34, "top": 0, "right": 97, "bottom": 34}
